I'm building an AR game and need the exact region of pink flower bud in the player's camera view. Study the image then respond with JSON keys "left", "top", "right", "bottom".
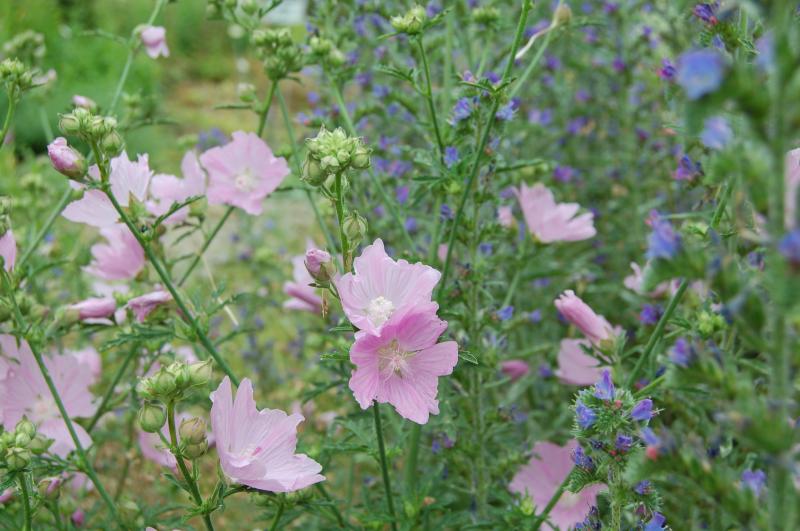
{"left": 554, "top": 290, "right": 613, "bottom": 344}
{"left": 72, "top": 94, "right": 97, "bottom": 111}
{"left": 68, "top": 297, "right": 117, "bottom": 321}
{"left": 71, "top": 509, "right": 86, "bottom": 527}
{"left": 304, "top": 248, "right": 332, "bottom": 281}
{"left": 0, "top": 488, "right": 13, "bottom": 504}
{"left": 500, "top": 360, "right": 529, "bottom": 381}
{"left": 140, "top": 26, "right": 169, "bottom": 59}
{"left": 47, "top": 137, "right": 87, "bottom": 180}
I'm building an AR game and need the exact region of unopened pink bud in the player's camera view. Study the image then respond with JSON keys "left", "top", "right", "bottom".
{"left": 47, "top": 137, "right": 87, "bottom": 180}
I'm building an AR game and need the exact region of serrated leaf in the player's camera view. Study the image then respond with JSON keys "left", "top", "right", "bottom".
{"left": 458, "top": 351, "right": 478, "bottom": 365}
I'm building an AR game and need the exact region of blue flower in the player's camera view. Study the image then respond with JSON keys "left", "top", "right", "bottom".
{"left": 450, "top": 97, "right": 474, "bottom": 124}
{"left": 593, "top": 369, "right": 615, "bottom": 401}
{"left": 495, "top": 306, "right": 514, "bottom": 321}
{"left": 496, "top": 98, "right": 520, "bottom": 121}
{"left": 576, "top": 400, "right": 597, "bottom": 429}
{"left": 658, "top": 58, "right": 676, "bottom": 81}
{"left": 646, "top": 213, "right": 681, "bottom": 260}
{"left": 742, "top": 469, "right": 766, "bottom": 496}
{"left": 553, "top": 165, "right": 576, "bottom": 183}
{"left": 571, "top": 444, "right": 594, "bottom": 470}
{"left": 644, "top": 512, "right": 667, "bottom": 531}
{"left": 692, "top": 3, "right": 719, "bottom": 24}
{"left": 634, "top": 480, "right": 651, "bottom": 495}
{"left": 631, "top": 399, "right": 654, "bottom": 421}
{"left": 615, "top": 434, "right": 633, "bottom": 452}
{"left": 676, "top": 49, "right": 725, "bottom": 100}
{"left": 440, "top": 204, "right": 454, "bottom": 220}
{"left": 528, "top": 309, "right": 542, "bottom": 323}
{"left": 670, "top": 337, "right": 694, "bottom": 367}
{"left": 640, "top": 427, "right": 661, "bottom": 447}
{"left": 778, "top": 229, "right": 800, "bottom": 264}
{"left": 639, "top": 304, "right": 662, "bottom": 325}
{"left": 674, "top": 154, "right": 703, "bottom": 180}
{"left": 444, "top": 146, "right": 459, "bottom": 168}
{"left": 701, "top": 116, "right": 733, "bottom": 150}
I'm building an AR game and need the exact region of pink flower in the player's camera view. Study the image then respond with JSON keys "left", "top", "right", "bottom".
{"left": 0, "top": 336, "right": 95, "bottom": 457}
{"left": 283, "top": 255, "right": 323, "bottom": 313}
{"left": 62, "top": 189, "right": 119, "bottom": 228}
{"left": 210, "top": 376, "right": 325, "bottom": 492}
{"left": 498, "top": 205, "right": 514, "bottom": 228}
{"left": 68, "top": 297, "right": 117, "bottom": 323}
{"left": 500, "top": 360, "right": 529, "bottom": 381}
{"left": 349, "top": 305, "right": 458, "bottom": 424}
{"left": 200, "top": 131, "right": 289, "bottom": 215}
{"left": 555, "top": 339, "right": 607, "bottom": 386}
{"left": 509, "top": 440, "right": 603, "bottom": 530}
{"left": 304, "top": 248, "right": 332, "bottom": 277}
{"left": 515, "top": 183, "right": 596, "bottom": 243}
{"left": 623, "top": 262, "right": 669, "bottom": 297}
{"left": 70, "top": 348, "right": 102, "bottom": 384}
{"left": 146, "top": 151, "right": 206, "bottom": 224}
{"left": 335, "top": 239, "right": 441, "bottom": 336}
{"left": 786, "top": 148, "right": 800, "bottom": 229}
{"left": 437, "top": 244, "right": 448, "bottom": 263}
{"left": 554, "top": 290, "right": 614, "bottom": 345}
{"left": 0, "top": 229, "right": 16, "bottom": 272}
{"left": 140, "top": 26, "right": 169, "bottom": 59}
{"left": 72, "top": 94, "right": 96, "bottom": 110}
{"left": 47, "top": 137, "right": 86, "bottom": 179}
{"left": 0, "top": 488, "right": 12, "bottom": 504}
{"left": 126, "top": 290, "right": 172, "bottom": 322}
{"left": 84, "top": 224, "right": 145, "bottom": 281}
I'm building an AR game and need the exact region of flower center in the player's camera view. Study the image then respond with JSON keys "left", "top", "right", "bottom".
{"left": 234, "top": 169, "right": 258, "bottom": 192}
{"left": 377, "top": 339, "right": 414, "bottom": 378}
{"left": 366, "top": 296, "right": 395, "bottom": 327}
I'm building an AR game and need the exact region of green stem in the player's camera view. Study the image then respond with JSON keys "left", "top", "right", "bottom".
{"left": 92, "top": 145, "right": 239, "bottom": 385}
{"left": 329, "top": 81, "right": 415, "bottom": 251}
{"left": 404, "top": 423, "right": 422, "bottom": 496}
{"left": 334, "top": 172, "right": 350, "bottom": 270}
{"left": 177, "top": 206, "right": 234, "bottom": 287}
{"left": 314, "top": 483, "right": 347, "bottom": 528}
{"left": 269, "top": 500, "right": 286, "bottom": 531}
{"left": 531, "top": 473, "right": 570, "bottom": 530}
{"left": 16, "top": 186, "right": 72, "bottom": 272}
{"left": 416, "top": 38, "right": 445, "bottom": 163}
{"left": 18, "top": 473, "right": 32, "bottom": 531}
{"left": 437, "top": 0, "right": 532, "bottom": 298}
{"left": 0, "top": 91, "right": 18, "bottom": 150}
{"left": 87, "top": 343, "right": 139, "bottom": 432}
{"left": 38, "top": 105, "right": 54, "bottom": 141}
{"left": 509, "top": 27, "right": 555, "bottom": 100}
{"left": 167, "top": 401, "right": 214, "bottom": 531}
{"left": 256, "top": 80, "right": 278, "bottom": 138}
{"left": 373, "top": 403, "right": 397, "bottom": 531}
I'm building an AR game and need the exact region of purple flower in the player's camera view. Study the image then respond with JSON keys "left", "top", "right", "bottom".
{"left": 644, "top": 512, "right": 667, "bottom": 531}
{"left": 404, "top": 217, "right": 418, "bottom": 232}
{"left": 670, "top": 337, "right": 694, "bottom": 367}
{"left": 485, "top": 71, "right": 500, "bottom": 84}
{"left": 576, "top": 400, "right": 597, "bottom": 429}
{"left": 756, "top": 33, "right": 774, "bottom": 72}
{"left": 639, "top": 304, "right": 662, "bottom": 325}
{"left": 496, "top": 98, "right": 520, "bottom": 121}
{"left": 634, "top": 480, "right": 651, "bottom": 495}
{"left": 440, "top": 204, "right": 454, "bottom": 220}
{"left": 544, "top": 55, "right": 561, "bottom": 71}
{"left": 701, "top": 116, "right": 733, "bottom": 150}
{"left": 778, "top": 230, "right": 800, "bottom": 264}
{"left": 496, "top": 306, "right": 514, "bottom": 321}
{"left": 692, "top": 3, "right": 719, "bottom": 24}
{"left": 658, "top": 58, "right": 676, "bottom": 81}
{"left": 631, "top": 399, "right": 654, "bottom": 421}
{"left": 640, "top": 427, "right": 661, "bottom": 447}
{"left": 528, "top": 107, "right": 554, "bottom": 126}
{"left": 741, "top": 469, "right": 766, "bottom": 496}
{"left": 571, "top": 444, "right": 594, "bottom": 470}
{"left": 674, "top": 154, "right": 702, "bottom": 180}
{"left": 593, "top": 369, "right": 615, "bottom": 401}
{"left": 646, "top": 212, "right": 681, "bottom": 260}
{"left": 444, "top": 146, "right": 459, "bottom": 168}
{"left": 676, "top": 49, "right": 725, "bottom": 100}
{"left": 553, "top": 165, "right": 576, "bottom": 183}
{"left": 450, "top": 97, "right": 474, "bottom": 124}
{"left": 615, "top": 434, "right": 633, "bottom": 452}
{"left": 395, "top": 186, "right": 409, "bottom": 204}
{"left": 373, "top": 85, "right": 390, "bottom": 99}
{"left": 528, "top": 309, "right": 542, "bottom": 323}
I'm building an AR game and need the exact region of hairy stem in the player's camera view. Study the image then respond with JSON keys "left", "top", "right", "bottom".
{"left": 334, "top": 172, "right": 350, "bottom": 270}
{"left": 0, "top": 90, "right": 17, "bottom": 150}
{"left": 373, "top": 403, "right": 398, "bottom": 531}
{"left": 18, "top": 473, "right": 32, "bottom": 531}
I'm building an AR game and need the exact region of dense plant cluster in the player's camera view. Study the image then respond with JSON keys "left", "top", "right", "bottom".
{"left": 0, "top": 0, "right": 799, "bottom": 529}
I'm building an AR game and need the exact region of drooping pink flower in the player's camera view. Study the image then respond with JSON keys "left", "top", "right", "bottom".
{"left": 0, "top": 229, "right": 16, "bottom": 272}
{"left": 140, "top": 26, "right": 169, "bottom": 59}
{"left": 210, "top": 376, "right": 325, "bottom": 492}
{"left": 786, "top": 148, "right": 800, "bottom": 229}
{"left": 509, "top": 440, "right": 604, "bottom": 530}
{"left": 0, "top": 336, "right": 95, "bottom": 457}
{"left": 500, "top": 360, "right": 530, "bottom": 381}
{"left": 515, "top": 183, "right": 596, "bottom": 243}
{"left": 84, "top": 224, "right": 145, "bottom": 281}
{"left": 146, "top": 151, "right": 206, "bottom": 224}
{"left": 126, "top": 290, "right": 172, "bottom": 322}
{"left": 555, "top": 339, "right": 607, "bottom": 386}
{"left": 68, "top": 297, "right": 117, "bottom": 324}
{"left": 200, "top": 131, "right": 289, "bottom": 215}
{"left": 283, "top": 254, "right": 323, "bottom": 313}
{"left": 335, "top": 239, "right": 441, "bottom": 336}
{"left": 349, "top": 304, "right": 458, "bottom": 424}
{"left": 554, "top": 290, "right": 614, "bottom": 345}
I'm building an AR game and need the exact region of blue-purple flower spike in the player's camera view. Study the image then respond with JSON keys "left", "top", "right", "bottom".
{"left": 593, "top": 369, "right": 615, "bottom": 400}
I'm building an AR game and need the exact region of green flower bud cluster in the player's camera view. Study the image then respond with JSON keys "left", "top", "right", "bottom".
{"left": 308, "top": 36, "right": 347, "bottom": 69}
{"left": 343, "top": 210, "right": 368, "bottom": 247}
{"left": 390, "top": 5, "right": 428, "bottom": 36}
{"left": 252, "top": 28, "right": 304, "bottom": 81}
{"left": 472, "top": 6, "right": 501, "bottom": 26}
{"left": 179, "top": 417, "right": 208, "bottom": 458}
{"left": 302, "top": 126, "right": 371, "bottom": 186}
{"left": 0, "top": 418, "right": 52, "bottom": 472}
{"left": 2, "top": 30, "right": 46, "bottom": 67}
{"left": 137, "top": 360, "right": 213, "bottom": 402}
{"left": 0, "top": 58, "right": 35, "bottom": 94}
{"left": 58, "top": 108, "right": 124, "bottom": 157}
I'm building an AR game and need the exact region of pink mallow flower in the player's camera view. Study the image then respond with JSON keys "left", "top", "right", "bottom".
{"left": 146, "top": 151, "right": 206, "bottom": 224}
{"left": 68, "top": 297, "right": 117, "bottom": 324}
{"left": 0, "top": 336, "right": 95, "bottom": 457}
{"left": 140, "top": 26, "right": 169, "bottom": 59}
{"left": 554, "top": 290, "right": 614, "bottom": 345}
{"left": 335, "top": 238, "right": 441, "bottom": 336}
{"left": 283, "top": 254, "right": 323, "bottom": 313}
{"left": 555, "top": 339, "right": 607, "bottom": 386}
{"left": 200, "top": 131, "right": 289, "bottom": 215}
{"left": 510, "top": 440, "right": 604, "bottom": 530}
{"left": 62, "top": 152, "right": 153, "bottom": 228}
{"left": 47, "top": 137, "right": 86, "bottom": 180}
{"left": 84, "top": 224, "right": 145, "bottom": 281}
{"left": 500, "top": 360, "right": 530, "bottom": 381}
{"left": 0, "top": 229, "right": 16, "bottom": 272}
{"left": 515, "top": 183, "right": 596, "bottom": 243}
{"left": 210, "top": 376, "right": 325, "bottom": 492}
{"left": 126, "top": 290, "right": 172, "bottom": 322}
{"left": 349, "top": 304, "right": 458, "bottom": 424}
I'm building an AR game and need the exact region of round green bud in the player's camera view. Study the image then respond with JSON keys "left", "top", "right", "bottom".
{"left": 58, "top": 113, "right": 81, "bottom": 135}
{"left": 15, "top": 418, "right": 36, "bottom": 438}
{"left": 343, "top": 210, "right": 368, "bottom": 245}
{"left": 101, "top": 131, "right": 125, "bottom": 156}
{"left": 240, "top": 0, "right": 258, "bottom": 15}
{"left": 183, "top": 440, "right": 208, "bottom": 459}
{"left": 138, "top": 402, "right": 166, "bottom": 433}
{"left": 351, "top": 146, "right": 371, "bottom": 169}
{"left": 38, "top": 477, "right": 62, "bottom": 500}
{"left": 28, "top": 434, "right": 52, "bottom": 455}
{"left": 151, "top": 368, "right": 178, "bottom": 396}
{"left": 188, "top": 360, "right": 213, "bottom": 387}
{"left": 14, "top": 431, "right": 32, "bottom": 448}
{"left": 179, "top": 417, "right": 207, "bottom": 445}
{"left": 302, "top": 157, "right": 325, "bottom": 186}
{"left": 6, "top": 447, "right": 32, "bottom": 471}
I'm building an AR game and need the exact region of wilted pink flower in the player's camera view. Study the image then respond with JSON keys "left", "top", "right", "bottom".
{"left": 304, "top": 248, "right": 332, "bottom": 277}
{"left": 146, "top": 151, "right": 206, "bottom": 224}
{"left": 0, "top": 229, "right": 15, "bottom": 272}
{"left": 84, "top": 224, "right": 145, "bottom": 281}
{"left": 126, "top": 290, "right": 172, "bottom": 322}
{"left": 140, "top": 25, "right": 169, "bottom": 59}
{"left": 200, "top": 131, "right": 289, "bottom": 215}
{"left": 786, "top": 148, "right": 800, "bottom": 229}
{"left": 0, "top": 336, "right": 95, "bottom": 457}
{"left": 335, "top": 239, "right": 441, "bottom": 336}
{"left": 554, "top": 290, "right": 614, "bottom": 344}
{"left": 72, "top": 94, "right": 97, "bottom": 110}
{"left": 349, "top": 304, "right": 458, "bottom": 424}
{"left": 500, "top": 360, "right": 529, "bottom": 381}
{"left": 68, "top": 297, "right": 117, "bottom": 323}
{"left": 283, "top": 255, "right": 323, "bottom": 313}
{"left": 210, "top": 376, "right": 325, "bottom": 492}
{"left": 47, "top": 137, "right": 87, "bottom": 179}
{"left": 515, "top": 183, "right": 596, "bottom": 243}
{"left": 498, "top": 205, "right": 514, "bottom": 228}
{"left": 509, "top": 440, "right": 604, "bottom": 529}
{"left": 555, "top": 339, "right": 607, "bottom": 386}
